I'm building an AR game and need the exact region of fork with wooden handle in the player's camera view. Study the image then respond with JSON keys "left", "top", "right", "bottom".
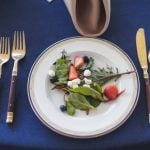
{"left": 6, "top": 31, "right": 26, "bottom": 123}
{"left": 0, "top": 37, "right": 10, "bottom": 78}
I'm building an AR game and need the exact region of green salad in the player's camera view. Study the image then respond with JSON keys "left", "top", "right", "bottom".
{"left": 48, "top": 50, "right": 134, "bottom": 116}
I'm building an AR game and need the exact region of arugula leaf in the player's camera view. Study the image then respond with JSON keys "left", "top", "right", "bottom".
{"left": 55, "top": 58, "right": 71, "bottom": 84}
{"left": 69, "top": 87, "right": 104, "bottom": 101}
{"left": 66, "top": 101, "right": 76, "bottom": 116}
{"left": 68, "top": 93, "right": 94, "bottom": 110}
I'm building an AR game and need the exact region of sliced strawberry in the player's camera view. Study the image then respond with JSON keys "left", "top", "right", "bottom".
{"left": 74, "top": 56, "right": 84, "bottom": 68}
{"left": 69, "top": 65, "right": 78, "bottom": 80}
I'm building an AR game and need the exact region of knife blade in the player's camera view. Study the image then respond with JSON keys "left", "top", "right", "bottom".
{"left": 136, "top": 28, "right": 150, "bottom": 123}
{"left": 136, "top": 28, "right": 148, "bottom": 70}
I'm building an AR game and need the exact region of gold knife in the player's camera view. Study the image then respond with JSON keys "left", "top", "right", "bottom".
{"left": 136, "top": 28, "right": 150, "bottom": 123}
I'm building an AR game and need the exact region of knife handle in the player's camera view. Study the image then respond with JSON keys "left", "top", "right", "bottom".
{"left": 145, "top": 78, "right": 150, "bottom": 118}
{"left": 6, "top": 75, "right": 17, "bottom": 123}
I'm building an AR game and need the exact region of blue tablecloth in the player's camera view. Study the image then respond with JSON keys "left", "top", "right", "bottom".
{"left": 0, "top": 0, "right": 150, "bottom": 149}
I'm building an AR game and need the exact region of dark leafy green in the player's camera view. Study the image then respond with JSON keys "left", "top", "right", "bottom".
{"left": 69, "top": 87, "right": 104, "bottom": 101}
{"left": 66, "top": 101, "right": 76, "bottom": 116}
{"left": 55, "top": 58, "right": 71, "bottom": 84}
{"left": 68, "top": 93, "right": 94, "bottom": 110}
{"left": 86, "top": 96, "right": 101, "bottom": 107}
{"left": 93, "top": 82, "right": 103, "bottom": 94}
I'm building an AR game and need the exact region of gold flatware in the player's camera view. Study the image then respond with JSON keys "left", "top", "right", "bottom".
{"left": 136, "top": 28, "right": 150, "bottom": 123}
{"left": 148, "top": 51, "right": 150, "bottom": 63}
{"left": 0, "top": 37, "right": 10, "bottom": 78}
{"left": 6, "top": 31, "right": 26, "bottom": 123}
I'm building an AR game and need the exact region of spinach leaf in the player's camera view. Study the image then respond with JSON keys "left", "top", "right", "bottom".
{"left": 66, "top": 101, "right": 76, "bottom": 116}
{"left": 93, "top": 83, "right": 103, "bottom": 93}
{"left": 92, "top": 82, "right": 103, "bottom": 98}
{"left": 55, "top": 58, "right": 71, "bottom": 84}
{"left": 86, "top": 96, "right": 101, "bottom": 107}
{"left": 68, "top": 93, "right": 94, "bottom": 110}
{"left": 69, "top": 87, "right": 104, "bottom": 101}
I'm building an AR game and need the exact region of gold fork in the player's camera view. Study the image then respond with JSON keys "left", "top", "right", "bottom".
{"left": 0, "top": 37, "right": 10, "bottom": 78}
{"left": 6, "top": 31, "right": 26, "bottom": 123}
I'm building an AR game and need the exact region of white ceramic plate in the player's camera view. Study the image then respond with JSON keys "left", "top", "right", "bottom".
{"left": 27, "top": 37, "right": 140, "bottom": 138}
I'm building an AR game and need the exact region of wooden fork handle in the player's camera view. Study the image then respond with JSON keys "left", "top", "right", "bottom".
{"left": 6, "top": 75, "right": 17, "bottom": 123}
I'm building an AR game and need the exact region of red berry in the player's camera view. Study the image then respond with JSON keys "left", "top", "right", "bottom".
{"left": 104, "top": 84, "right": 125, "bottom": 101}
{"left": 104, "top": 85, "right": 119, "bottom": 100}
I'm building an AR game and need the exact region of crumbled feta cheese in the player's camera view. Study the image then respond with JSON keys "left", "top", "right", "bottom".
{"left": 67, "top": 79, "right": 80, "bottom": 88}
{"left": 67, "top": 81, "right": 73, "bottom": 87}
{"left": 48, "top": 69, "right": 55, "bottom": 77}
{"left": 84, "top": 78, "right": 92, "bottom": 85}
{"left": 83, "top": 84, "right": 90, "bottom": 88}
{"left": 83, "top": 69, "right": 91, "bottom": 77}
{"left": 70, "top": 80, "right": 77, "bottom": 86}
{"left": 72, "top": 78, "right": 81, "bottom": 84}
{"left": 72, "top": 84, "right": 79, "bottom": 89}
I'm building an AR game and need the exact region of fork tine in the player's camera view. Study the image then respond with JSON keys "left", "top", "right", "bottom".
{"left": 0, "top": 37, "right": 2, "bottom": 53}
{"left": 8, "top": 37, "right": 10, "bottom": 55}
{"left": 4, "top": 37, "right": 7, "bottom": 54}
{"left": 19, "top": 32, "right": 22, "bottom": 50}
{"left": 13, "top": 31, "right": 16, "bottom": 50}
{"left": 16, "top": 31, "right": 19, "bottom": 50}
{"left": 2, "top": 37, "right": 5, "bottom": 54}
{"left": 22, "top": 31, "right": 26, "bottom": 51}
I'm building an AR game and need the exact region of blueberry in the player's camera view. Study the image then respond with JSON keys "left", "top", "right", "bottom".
{"left": 60, "top": 105, "right": 67, "bottom": 112}
{"left": 50, "top": 76, "right": 58, "bottom": 83}
{"left": 83, "top": 56, "right": 89, "bottom": 63}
